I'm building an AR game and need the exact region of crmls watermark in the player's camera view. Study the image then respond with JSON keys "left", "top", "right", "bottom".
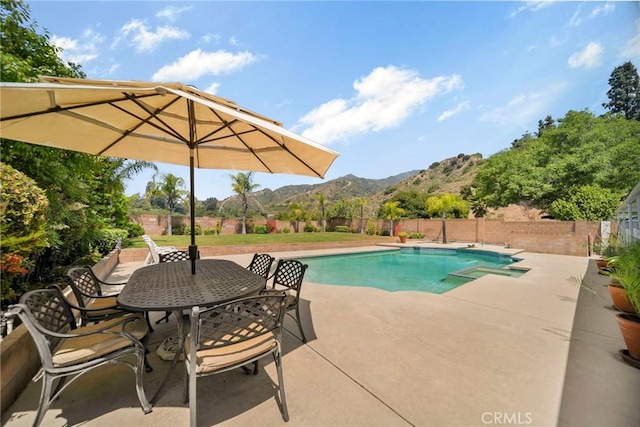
{"left": 481, "top": 412, "right": 533, "bottom": 425}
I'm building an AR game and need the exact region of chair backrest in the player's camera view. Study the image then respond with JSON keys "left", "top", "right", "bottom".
{"left": 247, "top": 253, "right": 275, "bottom": 279}
{"left": 270, "top": 259, "right": 308, "bottom": 293}
{"left": 8, "top": 286, "right": 76, "bottom": 369}
{"left": 144, "top": 239, "right": 161, "bottom": 264}
{"left": 159, "top": 250, "right": 191, "bottom": 263}
{"left": 65, "top": 266, "right": 102, "bottom": 308}
{"left": 191, "top": 293, "right": 287, "bottom": 351}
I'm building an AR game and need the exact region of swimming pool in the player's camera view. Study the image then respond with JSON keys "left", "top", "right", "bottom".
{"left": 302, "top": 248, "right": 526, "bottom": 294}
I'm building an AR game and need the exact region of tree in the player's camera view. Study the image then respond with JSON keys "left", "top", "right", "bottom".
{"left": 229, "top": 172, "right": 260, "bottom": 234}
{"left": 314, "top": 192, "right": 327, "bottom": 232}
{"left": 603, "top": 61, "right": 640, "bottom": 120}
{"left": 537, "top": 115, "right": 555, "bottom": 137}
{"left": 356, "top": 197, "right": 366, "bottom": 234}
{"left": 147, "top": 173, "right": 186, "bottom": 235}
{"left": 425, "top": 193, "right": 469, "bottom": 244}
{"left": 0, "top": 0, "right": 84, "bottom": 83}
{"left": 547, "top": 185, "right": 620, "bottom": 221}
{"left": 99, "top": 159, "right": 157, "bottom": 227}
{"left": 380, "top": 201, "right": 405, "bottom": 236}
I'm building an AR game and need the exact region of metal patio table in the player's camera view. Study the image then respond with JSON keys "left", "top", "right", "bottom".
{"left": 118, "top": 259, "right": 266, "bottom": 404}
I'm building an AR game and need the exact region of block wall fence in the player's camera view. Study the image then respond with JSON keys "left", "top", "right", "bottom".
{"left": 133, "top": 214, "right": 609, "bottom": 257}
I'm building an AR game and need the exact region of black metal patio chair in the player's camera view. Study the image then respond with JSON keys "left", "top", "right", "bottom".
{"left": 246, "top": 253, "right": 276, "bottom": 279}
{"left": 264, "top": 258, "right": 309, "bottom": 343}
{"left": 6, "top": 285, "right": 152, "bottom": 427}
{"left": 183, "top": 292, "right": 289, "bottom": 427}
{"left": 65, "top": 266, "right": 153, "bottom": 332}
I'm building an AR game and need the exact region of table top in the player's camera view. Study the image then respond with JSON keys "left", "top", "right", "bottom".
{"left": 117, "top": 259, "right": 266, "bottom": 311}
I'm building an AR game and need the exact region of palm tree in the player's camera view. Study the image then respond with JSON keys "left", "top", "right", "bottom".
{"left": 147, "top": 173, "right": 186, "bottom": 235}
{"left": 229, "top": 172, "right": 260, "bottom": 234}
{"left": 315, "top": 192, "right": 326, "bottom": 232}
{"left": 356, "top": 197, "right": 366, "bottom": 234}
{"left": 381, "top": 201, "right": 405, "bottom": 237}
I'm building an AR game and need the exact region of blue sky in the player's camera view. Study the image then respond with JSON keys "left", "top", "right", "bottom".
{"left": 27, "top": 1, "right": 639, "bottom": 200}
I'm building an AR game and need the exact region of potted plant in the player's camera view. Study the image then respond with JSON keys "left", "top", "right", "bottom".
{"left": 398, "top": 231, "right": 408, "bottom": 244}
{"left": 610, "top": 239, "right": 640, "bottom": 367}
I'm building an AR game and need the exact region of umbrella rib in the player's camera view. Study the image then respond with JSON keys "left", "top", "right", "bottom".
{"left": 200, "top": 117, "right": 324, "bottom": 178}
{"left": 0, "top": 91, "right": 161, "bottom": 122}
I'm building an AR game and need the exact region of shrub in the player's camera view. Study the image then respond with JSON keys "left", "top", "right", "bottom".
{"left": 303, "top": 223, "right": 315, "bottom": 232}
{"left": 185, "top": 225, "right": 202, "bottom": 236}
{"left": 335, "top": 225, "right": 351, "bottom": 233}
{"left": 93, "top": 228, "right": 129, "bottom": 256}
{"left": 172, "top": 224, "right": 186, "bottom": 235}
{"left": 254, "top": 225, "right": 269, "bottom": 234}
{"left": 365, "top": 220, "right": 377, "bottom": 236}
{"left": 1, "top": 163, "right": 49, "bottom": 305}
{"left": 281, "top": 227, "right": 291, "bottom": 234}
{"left": 409, "top": 232, "right": 424, "bottom": 239}
{"left": 125, "top": 222, "right": 145, "bottom": 238}
{"left": 203, "top": 227, "right": 218, "bottom": 235}
{"left": 380, "top": 230, "right": 390, "bottom": 236}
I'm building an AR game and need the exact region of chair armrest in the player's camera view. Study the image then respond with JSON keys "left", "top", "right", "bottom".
{"left": 259, "top": 289, "right": 289, "bottom": 298}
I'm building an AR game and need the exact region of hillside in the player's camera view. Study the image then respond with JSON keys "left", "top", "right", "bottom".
{"left": 219, "top": 153, "right": 485, "bottom": 215}
{"left": 368, "top": 153, "right": 483, "bottom": 206}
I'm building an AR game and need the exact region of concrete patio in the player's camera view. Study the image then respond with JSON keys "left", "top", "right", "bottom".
{"left": 2, "top": 244, "right": 638, "bottom": 426}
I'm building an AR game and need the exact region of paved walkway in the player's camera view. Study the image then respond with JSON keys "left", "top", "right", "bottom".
{"left": 2, "top": 244, "right": 638, "bottom": 426}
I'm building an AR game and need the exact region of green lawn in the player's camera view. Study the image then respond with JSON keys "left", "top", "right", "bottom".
{"left": 126, "top": 232, "right": 394, "bottom": 248}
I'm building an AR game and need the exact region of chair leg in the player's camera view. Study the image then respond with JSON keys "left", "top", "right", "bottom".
{"left": 294, "top": 306, "right": 307, "bottom": 343}
{"left": 33, "top": 373, "right": 54, "bottom": 427}
{"left": 273, "top": 351, "right": 289, "bottom": 422}
{"left": 135, "top": 349, "right": 153, "bottom": 414}
{"left": 155, "top": 311, "right": 172, "bottom": 324}
{"left": 189, "top": 365, "right": 197, "bottom": 427}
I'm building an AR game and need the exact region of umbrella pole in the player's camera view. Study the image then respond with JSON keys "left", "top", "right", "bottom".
{"left": 189, "top": 147, "right": 198, "bottom": 274}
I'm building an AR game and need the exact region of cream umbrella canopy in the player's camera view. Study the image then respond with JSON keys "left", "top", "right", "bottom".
{"left": 0, "top": 77, "right": 339, "bottom": 273}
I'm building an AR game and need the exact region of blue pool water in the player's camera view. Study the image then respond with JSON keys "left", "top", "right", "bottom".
{"left": 302, "top": 248, "right": 522, "bottom": 294}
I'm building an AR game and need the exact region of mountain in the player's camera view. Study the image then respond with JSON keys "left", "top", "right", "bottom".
{"left": 218, "top": 153, "right": 484, "bottom": 214}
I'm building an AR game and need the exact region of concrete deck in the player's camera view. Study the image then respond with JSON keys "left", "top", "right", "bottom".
{"left": 2, "top": 244, "right": 639, "bottom": 426}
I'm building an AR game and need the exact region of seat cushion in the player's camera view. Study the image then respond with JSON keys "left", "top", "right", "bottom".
{"left": 186, "top": 332, "right": 278, "bottom": 374}
{"left": 85, "top": 296, "right": 125, "bottom": 319}
{"left": 52, "top": 313, "right": 148, "bottom": 367}
{"left": 87, "top": 296, "right": 118, "bottom": 310}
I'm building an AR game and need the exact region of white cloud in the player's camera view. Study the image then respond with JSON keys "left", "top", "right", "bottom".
{"left": 115, "top": 19, "right": 189, "bottom": 52}
{"left": 203, "top": 82, "right": 221, "bottom": 94}
{"left": 229, "top": 36, "right": 241, "bottom": 46}
{"left": 156, "top": 5, "right": 192, "bottom": 22}
{"left": 295, "top": 66, "right": 463, "bottom": 145}
{"left": 620, "top": 19, "right": 640, "bottom": 59}
{"left": 51, "top": 28, "right": 104, "bottom": 64}
{"left": 569, "top": 5, "right": 582, "bottom": 27}
{"left": 202, "top": 33, "right": 222, "bottom": 44}
{"left": 568, "top": 42, "right": 604, "bottom": 69}
{"left": 590, "top": 3, "right": 615, "bottom": 18}
{"left": 479, "top": 83, "right": 566, "bottom": 128}
{"left": 152, "top": 49, "right": 258, "bottom": 81}
{"left": 437, "top": 101, "right": 470, "bottom": 122}
{"left": 509, "top": 1, "right": 556, "bottom": 18}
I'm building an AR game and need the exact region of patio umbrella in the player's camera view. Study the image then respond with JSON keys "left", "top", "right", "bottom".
{"left": 0, "top": 77, "right": 339, "bottom": 274}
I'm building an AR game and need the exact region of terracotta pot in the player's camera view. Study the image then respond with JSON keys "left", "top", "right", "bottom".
{"left": 399, "top": 235, "right": 407, "bottom": 243}
{"left": 595, "top": 259, "right": 608, "bottom": 270}
{"left": 607, "top": 284, "right": 638, "bottom": 314}
{"left": 616, "top": 314, "right": 640, "bottom": 360}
